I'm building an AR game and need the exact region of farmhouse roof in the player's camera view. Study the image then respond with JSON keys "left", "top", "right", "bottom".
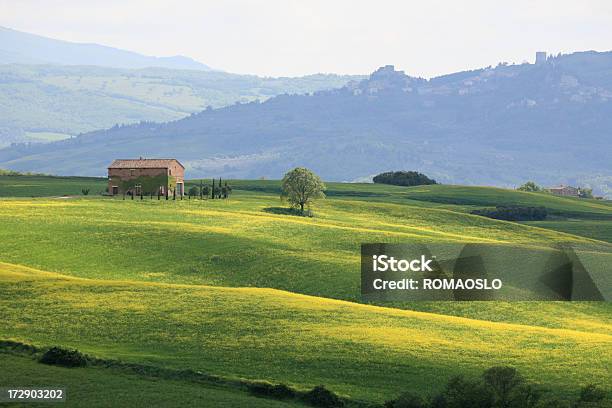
{"left": 108, "top": 158, "right": 184, "bottom": 169}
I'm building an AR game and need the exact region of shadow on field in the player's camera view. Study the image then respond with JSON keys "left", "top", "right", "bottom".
{"left": 262, "top": 207, "right": 312, "bottom": 217}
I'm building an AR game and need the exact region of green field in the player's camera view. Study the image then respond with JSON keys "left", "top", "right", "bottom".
{"left": 0, "top": 174, "right": 107, "bottom": 197}
{"left": 0, "top": 354, "right": 300, "bottom": 408}
{"left": 0, "top": 175, "right": 610, "bottom": 406}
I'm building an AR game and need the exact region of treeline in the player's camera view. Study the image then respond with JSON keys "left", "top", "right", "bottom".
{"left": 373, "top": 171, "right": 437, "bottom": 187}
{"left": 188, "top": 178, "right": 232, "bottom": 200}
{"left": 121, "top": 178, "right": 232, "bottom": 201}
{"left": 0, "top": 168, "right": 48, "bottom": 176}
{"left": 471, "top": 206, "right": 547, "bottom": 221}
{"left": 4, "top": 340, "right": 608, "bottom": 408}
{"left": 384, "top": 366, "right": 607, "bottom": 408}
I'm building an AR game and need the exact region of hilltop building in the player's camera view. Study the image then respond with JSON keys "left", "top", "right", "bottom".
{"left": 108, "top": 158, "right": 184, "bottom": 196}
{"left": 535, "top": 51, "right": 547, "bottom": 65}
{"left": 548, "top": 185, "right": 579, "bottom": 197}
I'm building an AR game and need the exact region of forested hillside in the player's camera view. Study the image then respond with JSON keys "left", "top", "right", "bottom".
{"left": 0, "top": 64, "right": 360, "bottom": 146}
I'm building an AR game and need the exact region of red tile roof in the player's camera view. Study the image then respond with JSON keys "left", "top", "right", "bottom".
{"left": 108, "top": 158, "right": 184, "bottom": 169}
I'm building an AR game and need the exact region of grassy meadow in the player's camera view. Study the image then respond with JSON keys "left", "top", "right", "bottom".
{"left": 0, "top": 354, "right": 300, "bottom": 408}
{"left": 0, "top": 175, "right": 610, "bottom": 405}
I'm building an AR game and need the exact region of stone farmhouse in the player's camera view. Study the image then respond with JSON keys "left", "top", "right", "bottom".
{"left": 108, "top": 158, "right": 184, "bottom": 196}
{"left": 548, "top": 185, "right": 579, "bottom": 197}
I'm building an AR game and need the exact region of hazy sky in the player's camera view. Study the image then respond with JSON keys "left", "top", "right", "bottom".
{"left": 2, "top": 0, "right": 612, "bottom": 77}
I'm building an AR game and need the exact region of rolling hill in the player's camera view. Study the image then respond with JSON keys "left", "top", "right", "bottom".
{"left": 0, "top": 177, "right": 610, "bottom": 405}
{"left": 1, "top": 262, "right": 610, "bottom": 403}
{"left": 2, "top": 52, "right": 611, "bottom": 196}
{"left": 0, "top": 64, "right": 360, "bottom": 146}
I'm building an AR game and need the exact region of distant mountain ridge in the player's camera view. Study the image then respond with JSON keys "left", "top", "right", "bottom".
{"left": 1, "top": 51, "right": 611, "bottom": 196}
{"left": 0, "top": 26, "right": 362, "bottom": 147}
{"left": 0, "top": 26, "right": 211, "bottom": 70}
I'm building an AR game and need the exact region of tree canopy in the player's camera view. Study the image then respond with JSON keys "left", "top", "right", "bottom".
{"left": 373, "top": 171, "right": 437, "bottom": 187}
{"left": 517, "top": 181, "right": 542, "bottom": 192}
{"left": 281, "top": 167, "right": 326, "bottom": 213}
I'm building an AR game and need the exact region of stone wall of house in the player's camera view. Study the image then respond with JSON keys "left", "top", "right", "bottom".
{"left": 108, "top": 167, "right": 168, "bottom": 195}
{"left": 108, "top": 161, "right": 185, "bottom": 196}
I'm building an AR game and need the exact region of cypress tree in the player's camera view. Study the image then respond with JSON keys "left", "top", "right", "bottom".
{"left": 211, "top": 178, "right": 215, "bottom": 200}
{"left": 199, "top": 180, "right": 203, "bottom": 200}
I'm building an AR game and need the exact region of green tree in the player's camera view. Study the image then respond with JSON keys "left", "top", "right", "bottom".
{"left": 517, "top": 181, "right": 541, "bottom": 192}
{"left": 483, "top": 367, "right": 524, "bottom": 408}
{"left": 223, "top": 181, "right": 232, "bottom": 198}
{"left": 281, "top": 167, "right": 326, "bottom": 213}
{"left": 578, "top": 188, "right": 593, "bottom": 199}
{"left": 443, "top": 375, "right": 493, "bottom": 408}
{"left": 188, "top": 186, "right": 199, "bottom": 197}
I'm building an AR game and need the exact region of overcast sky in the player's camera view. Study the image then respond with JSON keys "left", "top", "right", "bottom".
{"left": 1, "top": 0, "right": 612, "bottom": 77}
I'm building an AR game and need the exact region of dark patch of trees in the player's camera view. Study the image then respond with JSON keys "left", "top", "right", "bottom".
{"left": 384, "top": 366, "right": 607, "bottom": 408}
{"left": 517, "top": 181, "right": 542, "bottom": 192}
{"left": 302, "top": 385, "right": 343, "bottom": 407}
{"left": 39, "top": 347, "right": 90, "bottom": 368}
{"left": 188, "top": 186, "right": 199, "bottom": 197}
{"left": 471, "top": 206, "right": 547, "bottom": 221}
{"left": 578, "top": 188, "right": 593, "bottom": 199}
{"left": 373, "top": 171, "right": 437, "bottom": 187}
{"left": 247, "top": 382, "right": 296, "bottom": 400}
{"left": 182, "top": 179, "right": 231, "bottom": 200}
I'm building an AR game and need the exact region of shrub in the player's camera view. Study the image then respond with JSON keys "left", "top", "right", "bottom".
{"left": 373, "top": 171, "right": 437, "bottom": 187}
{"left": 39, "top": 347, "right": 89, "bottom": 367}
{"left": 577, "top": 384, "right": 606, "bottom": 405}
{"left": 302, "top": 385, "right": 343, "bottom": 407}
{"left": 471, "top": 206, "right": 547, "bottom": 221}
{"left": 202, "top": 185, "right": 210, "bottom": 197}
{"left": 517, "top": 181, "right": 542, "bottom": 192}
{"left": 578, "top": 188, "right": 594, "bottom": 199}
{"left": 188, "top": 186, "right": 199, "bottom": 197}
{"left": 247, "top": 382, "right": 296, "bottom": 400}
{"left": 81, "top": 188, "right": 90, "bottom": 195}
